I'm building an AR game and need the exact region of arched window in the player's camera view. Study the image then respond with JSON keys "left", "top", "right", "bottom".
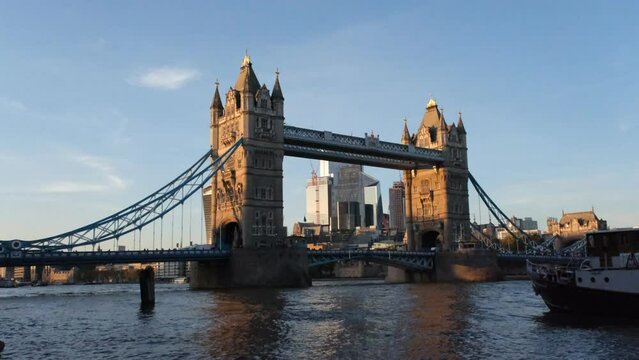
{"left": 429, "top": 127, "right": 438, "bottom": 144}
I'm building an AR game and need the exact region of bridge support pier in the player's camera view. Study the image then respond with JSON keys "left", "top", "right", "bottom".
{"left": 385, "top": 250, "right": 502, "bottom": 283}
{"left": 139, "top": 266, "right": 155, "bottom": 307}
{"left": 435, "top": 250, "right": 502, "bottom": 282}
{"left": 23, "top": 266, "right": 31, "bottom": 282}
{"left": 190, "top": 248, "right": 311, "bottom": 289}
{"left": 385, "top": 267, "right": 435, "bottom": 283}
{"left": 34, "top": 265, "right": 44, "bottom": 283}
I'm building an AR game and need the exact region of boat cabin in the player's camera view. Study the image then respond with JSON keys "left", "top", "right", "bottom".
{"left": 586, "top": 228, "right": 639, "bottom": 268}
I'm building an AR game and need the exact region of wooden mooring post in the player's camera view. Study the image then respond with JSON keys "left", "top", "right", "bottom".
{"left": 139, "top": 266, "right": 155, "bottom": 307}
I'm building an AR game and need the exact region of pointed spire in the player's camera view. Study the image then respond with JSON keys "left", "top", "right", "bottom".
{"left": 271, "top": 67, "right": 284, "bottom": 101}
{"left": 438, "top": 106, "right": 447, "bottom": 129}
{"left": 210, "top": 79, "right": 224, "bottom": 110}
{"left": 426, "top": 95, "right": 437, "bottom": 109}
{"left": 401, "top": 117, "right": 411, "bottom": 144}
{"left": 457, "top": 111, "right": 466, "bottom": 134}
{"left": 242, "top": 49, "right": 251, "bottom": 67}
{"left": 235, "top": 52, "right": 261, "bottom": 93}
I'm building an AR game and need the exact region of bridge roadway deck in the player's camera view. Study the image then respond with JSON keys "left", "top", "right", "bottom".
{"left": 0, "top": 249, "right": 231, "bottom": 267}
{"left": 308, "top": 249, "right": 437, "bottom": 271}
{"left": 0, "top": 248, "right": 582, "bottom": 269}
{"left": 282, "top": 125, "right": 444, "bottom": 170}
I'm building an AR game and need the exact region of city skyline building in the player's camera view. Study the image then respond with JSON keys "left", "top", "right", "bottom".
{"left": 306, "top": 161, "right": 384, "bottom": 231}
{"left": 389, "top": 180, "right": 406, "bottom": 232}
{"left": 305, "top": 174, "right": 332, "bottom": 226}
{"left": 508, "top": 216, "right": 538, "bottom": 232}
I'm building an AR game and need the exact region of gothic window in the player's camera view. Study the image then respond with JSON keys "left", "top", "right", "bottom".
{"left": 226, "top": 188, "right": 234, "bottom": 203}
{"left": 267, "top": 159, "right": 273, "bottom": 169}
{"left": 429, "top": 127, "right": 437, "bottom": 144}
{"left": 253, "top": 211, "right": 261, "bottom": 235}
{"left": 266, "top": 212, "right": 274, "bottom": 235}
{"left": 255, "top": 118, "right": 274, "bottom": 138}
{"left": 420, "top": 180, "right": 430, "bottom": 192}
{"left": 267, "top": 187, "right": 273, "bottom": 200}
{"left": 261, "top": 212, "right": 267, "bottom": 235}
{"left": 216, "top": 190, "right": 223, "bottom": 208}
{"left": 260, "top": 99, "right": 267, "bottom": 108}
{"left": 221, "top": 122, "right": 238, "bottom": 146}
{"left": 236, "top": 184, "right": 243, "bottom": 203}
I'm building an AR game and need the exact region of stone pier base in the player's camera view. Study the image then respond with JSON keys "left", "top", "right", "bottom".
{"left": 436, "top": 249, "right": 503, "bottom": 282}
{"left": 334, "top": 261, "right": 384, "bottom": 278}
{"left": 384, "top": 249, "right": 502, "bottom": 283}
{"left": 190, "top": 247, "right": 311, "bottom": 289}
{"left": 385, "top": 266, "right": 409, "bottom": 283}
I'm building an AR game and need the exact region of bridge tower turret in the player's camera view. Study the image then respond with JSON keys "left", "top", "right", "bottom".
{"left": 210, "top": 80, "right": 224, "bottom": 151}
{"left": 209, "top": 54, "right": 285, "bottom": 249}
{"left": 404, "top": 96, "right": 470, "bottom": 251}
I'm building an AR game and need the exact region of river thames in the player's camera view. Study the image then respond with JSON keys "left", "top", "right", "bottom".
{"left": 1, "top": 280, "right": 638, "bottom": 359}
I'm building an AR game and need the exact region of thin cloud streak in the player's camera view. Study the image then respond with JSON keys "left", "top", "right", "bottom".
{"left": 130, "top": 66, "right": 199, "bottom": 90}
{"left": 0, "top": 96, "right": 27, "bottom": 112}
{"left": 40, "top": 153, "right": 127, "bottom": 194}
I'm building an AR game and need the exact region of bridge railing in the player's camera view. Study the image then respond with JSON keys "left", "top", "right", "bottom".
{"left": 283, "top": 125, "right": 443, "bottom": 162}
{"left": 308, "top": 249, "right": 436, "bottom": 256}
{"left": 0, "top": 248, "right": 232, "bottom": 267}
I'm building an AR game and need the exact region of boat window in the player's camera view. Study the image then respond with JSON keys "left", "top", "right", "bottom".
{"left": 604, "top": 277, "right": 610, "bottom": 283}
{"left": 577, "top": 277, "right": 582, "bottom": 283}
{"left": 590, "top": 277, "right": 595, "bottom": 283}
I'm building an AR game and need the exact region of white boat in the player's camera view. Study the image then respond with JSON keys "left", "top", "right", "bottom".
{"left": 527, "top": 228, "right": 639, "bottom": 316}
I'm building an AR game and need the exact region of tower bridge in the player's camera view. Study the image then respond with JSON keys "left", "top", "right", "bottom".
{"left": 0, "top": 54, "right": 576, "bottom": 287}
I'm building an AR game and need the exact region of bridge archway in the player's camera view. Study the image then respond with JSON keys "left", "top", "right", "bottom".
{"left": 420, "top": 231, "right": 440, "bottom": 251}
{"left": 221, "top": 222, "right": 242, "bottom": 250}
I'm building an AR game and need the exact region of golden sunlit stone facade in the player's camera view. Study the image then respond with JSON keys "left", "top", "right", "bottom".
{"left": 402, "top": 97, "right": 470, "bottom": 251}
{"left": 547, "top": 210, "right": 608, "bottom": 240}
{"left": 208, "top": 55, "right": 285, "bottom": 249}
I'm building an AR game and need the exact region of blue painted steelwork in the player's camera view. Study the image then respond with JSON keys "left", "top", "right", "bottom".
{"left": 497, "top": 253, "right": 585, "bottom": 265}
{"left": 0, "top": 248, "right": 231, "bottom": 267}
{"left": 308, "top": 250, "right": 436, "bottom": 271}
{"left": 0, "top": 139, "right": 244, "bottom": 252}
{"left": 283, "top": 125, "right": 443, "bottom": 170}
{"left": 468, "top": 172, "right": 562, "bottom": 255}
{"left": 470, "top": 222, "right": 505, "bottom": 252}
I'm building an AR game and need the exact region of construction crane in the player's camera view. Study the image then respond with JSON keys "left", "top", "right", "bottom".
{"left": 310, "top": 160, "right": 319, "bottom": 224}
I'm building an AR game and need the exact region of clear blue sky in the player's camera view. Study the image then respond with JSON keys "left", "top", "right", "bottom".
{"left": 1, "top": 1, "right": 638, "bottom": 245}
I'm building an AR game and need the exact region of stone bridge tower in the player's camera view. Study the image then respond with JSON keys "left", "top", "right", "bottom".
{"left": 402, "top": 97, "right": 470, "bottom": 251}
{"left": 209, "top": 54, "right": 285, "bottom": 249}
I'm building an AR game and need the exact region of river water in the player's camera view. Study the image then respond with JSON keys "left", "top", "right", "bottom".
{"left": 1, "top": 280, "right": 638, "bottom": 359}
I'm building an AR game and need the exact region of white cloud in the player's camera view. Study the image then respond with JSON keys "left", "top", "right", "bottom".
{"left": 41, "top": 181, "right": 111, "bottom": 193}
{"left": 130, "top": 66, "right": 199, "bottom": 90}
{"left": 0, "top": 96, "right": 26, "bottom": 112}
{"left": 40, "top": 154, "right": 126, "bottom": 194}
{"left": 0, "top": 154, "right": 18, "bottom": 162}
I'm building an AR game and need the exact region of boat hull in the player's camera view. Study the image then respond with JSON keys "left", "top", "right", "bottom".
{"left": 532, "top": 277, "right": 639, "bottom": 317}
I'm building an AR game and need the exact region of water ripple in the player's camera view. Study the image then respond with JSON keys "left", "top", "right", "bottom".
{"left": 0, "top": 281, "right": 638, "bottom": 359}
